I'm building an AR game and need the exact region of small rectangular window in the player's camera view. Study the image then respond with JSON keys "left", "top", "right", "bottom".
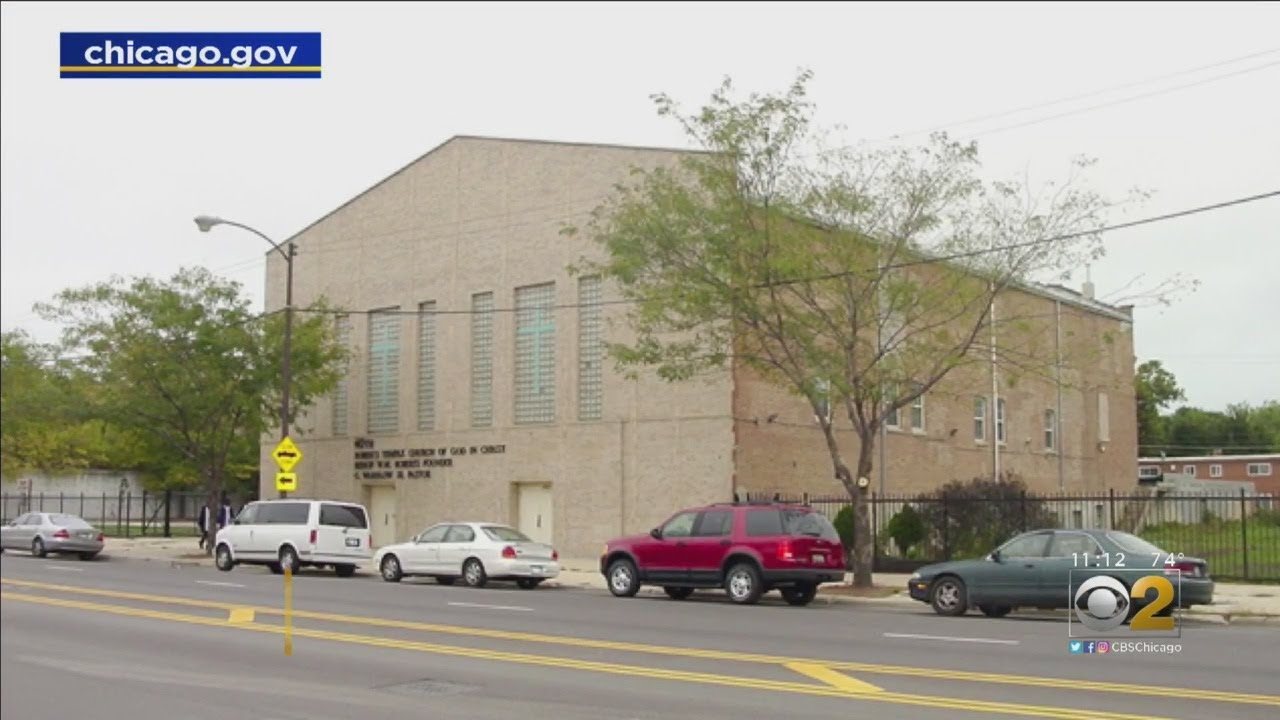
{"left": 1044, "top": 408, "right": 1057, "bottom": 451}
{"left": 1183, "top": 465, "right": 1196, "bottom": 477}
{"left": 1247, "top": 463, "right": 1273, "bottom": 477}
{"left": 974, "top": 396, "right": 987, "bottom": 442}
{"left": 996, "top": 398, "right": 1007, "bottom": 445}
{"left": 1210, "top": 464, "right": 1223, "bottom": 478}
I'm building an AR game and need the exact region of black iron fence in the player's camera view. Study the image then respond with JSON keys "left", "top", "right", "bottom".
{"left": 754, "top": 489, "right": 1280, "bottom": 582}
{"left": 1, "top": 491, "right": 213, "bottom": 538}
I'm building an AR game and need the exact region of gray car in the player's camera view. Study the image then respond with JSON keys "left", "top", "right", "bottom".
{"left": 1, "top": 512, "right": 105, "bottom": 560}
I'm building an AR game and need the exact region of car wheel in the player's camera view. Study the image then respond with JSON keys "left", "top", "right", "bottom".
{"left": 607, "top": 558, "right": 641, "bottom": 598}
{"left": 664, "top": 586, "right": 694, "bottom": 600}
{"left": 436, "top": 576, "right": 456, "bottom": 586}
{"left": 215, "top": 544, "right": 235, "bottom": 572}
{"left": 31, "top": 538, "right": 46, "bottom": 558}
{"left": 462, "top": 558, "right": 488, "bottom": 588}
{"left": 380, "top": 555, "right": 403, "bottom": 582}
{"left": 516, "top": 578, "right": 543, "bottom": 590}
{"left": 781, "top": 583, "right": 818, "bottom": 606}
{"left": 724, "top": 562, "right": 763, "bottom": 605}
{"left": 930, "top": 576, "right": 969, "bottom": 616}
{"left": 334, "top": 563, "right": 356, "bottom": 578}
{"left": 278, "top": 546, "right": 301, "bottom": 575}
{"left": 978, "top": 604, "right": 1011, "bottom": 618}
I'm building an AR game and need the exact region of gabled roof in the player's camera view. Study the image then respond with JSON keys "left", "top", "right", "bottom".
{"left": 279, "top": 134, "right": 706, "bottom": 246}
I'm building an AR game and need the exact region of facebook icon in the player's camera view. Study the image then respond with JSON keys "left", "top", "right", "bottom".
{"left": 1086, "top": 642, "right": 1097, "bottom": 654}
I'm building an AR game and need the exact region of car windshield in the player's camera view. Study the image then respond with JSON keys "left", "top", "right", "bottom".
{"left": 781, "top": 510, "right": 841, "bottom": 542}
{"left": 1107, "top": 531, "right": 1167, "bottom": 556}
{"left": 483, "top": 526, "right": 532, "bottom": 543}
{"left": 49, "top": 514, "right": 92, "bottom": 529}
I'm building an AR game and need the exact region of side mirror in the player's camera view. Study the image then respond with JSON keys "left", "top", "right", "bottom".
{"left": 650, "top": 527, "right": 662, "bottom": 540}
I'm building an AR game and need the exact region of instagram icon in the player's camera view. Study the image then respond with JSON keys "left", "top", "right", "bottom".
{"left": 1097, "top": 641, "right": 1111, "bottom": 654}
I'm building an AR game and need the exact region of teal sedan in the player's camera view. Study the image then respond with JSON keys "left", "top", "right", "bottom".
{"left": 907, "top": 528, "right": 1214, "bottom": 617}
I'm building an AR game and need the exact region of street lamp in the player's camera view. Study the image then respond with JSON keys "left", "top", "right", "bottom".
{"left": 195, "top": 215, "right": 297, "bottom": 498}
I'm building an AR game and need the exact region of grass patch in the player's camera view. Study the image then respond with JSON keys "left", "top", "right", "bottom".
{"left": 1140, "top": 520, "right": 1280, "bottom": 582}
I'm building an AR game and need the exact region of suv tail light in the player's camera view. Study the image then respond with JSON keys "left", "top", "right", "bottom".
{"left": 97, "top": 533, "right": 104, "bottom": 542}
{"left": 53, "top": 529, "right": 70, "bottom": 539}
{"left": 776, "top": 540, "right": 795, "bottom": 562}
{"left": 552, "top": 549, "right": 559, "bottom": 561}
{"left": 309, "top": 529, "right": 317, "bottom": 545}
{"left": 502, "top": 546, "right": 517, "bottom": 559}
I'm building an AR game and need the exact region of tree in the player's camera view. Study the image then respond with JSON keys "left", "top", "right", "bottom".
{"left": 916, "top": 474, "right": 1056, "bottom": 560}
{"left": 1135, "top": 359, "right": 1185, "bottom": 451}
{"left": 566, "top": 70, "right": 1132, "bottom": 586}
{"left": 35, "top": 267, "right": 346, "bottom": 553}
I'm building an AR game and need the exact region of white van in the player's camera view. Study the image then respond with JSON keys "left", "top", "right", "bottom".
{"left": 214, "top": 498, "right": 372, "bottom": 577}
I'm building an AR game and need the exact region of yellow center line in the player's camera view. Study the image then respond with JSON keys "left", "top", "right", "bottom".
{"left": 4, "top": 578, "right": 1277, "bottom": 708}
{"left": 1, "top": 591, "right": 1166, "bottom": 720}
{"left": 787, "top": 662, "right": 884, "bottom": 694}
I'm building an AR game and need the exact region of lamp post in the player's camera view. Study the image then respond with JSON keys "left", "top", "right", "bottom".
{"left": 195, "top": 215, "right": 297, "bottom": 498}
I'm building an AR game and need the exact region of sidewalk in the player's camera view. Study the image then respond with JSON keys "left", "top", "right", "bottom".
{"left": 96, "top": 540, "right": 1280, "bottom": 625}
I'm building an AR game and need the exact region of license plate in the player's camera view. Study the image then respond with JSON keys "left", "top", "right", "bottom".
{"left": 811, "top": 553, "right": 825, "bottom": 563}
{"left": 79, "top": 532, "right": 95, "bottom": 539}
{"left": 345, "top": 537, "right": 360, "bottom": 547}
{"left": 530, "top": 565, "right": 543, "bottom": 574}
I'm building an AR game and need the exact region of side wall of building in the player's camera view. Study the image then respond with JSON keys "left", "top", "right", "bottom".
{"left": 732, "top": 285, "right": 1138, "bottom": 498}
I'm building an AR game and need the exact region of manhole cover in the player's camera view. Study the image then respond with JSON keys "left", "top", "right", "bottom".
{"left": 376, "top": 679, "right": 480, "bottom": 697}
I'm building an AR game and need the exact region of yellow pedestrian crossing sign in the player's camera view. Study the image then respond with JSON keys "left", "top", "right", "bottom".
{"left": 275, "top": 472, "right": 298, "bottom": 493}
{"left": 273, "top": 436, "right": 302, "bottom": 473}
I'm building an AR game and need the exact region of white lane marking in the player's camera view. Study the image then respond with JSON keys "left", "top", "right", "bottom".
{"left": 44, "top": 566, "right": 84, "bottom": 572}
{"left": 883, "top": 632, "right": 1020, "bottom": 645}
{"left": 447, "top": 601, "right": 534, "bottom": 612}
{"left": 196, "top": 580, "right": 245, "bottom": 588}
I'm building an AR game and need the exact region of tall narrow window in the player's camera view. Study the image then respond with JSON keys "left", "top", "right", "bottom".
{"left": 996, "top": 398, "right": 1007, "bottom": 445}
{"left": 417, "top": 301, "right": 437, "bottom": 432}
{"left": 973, "top": 396, "right": 987, "bottom": 442}
{"left": 813, "top": 378, "right": 832, "bottom": 424}
{"left": 331, "top": 314, "right": 351, "bottom": 436}
{"left": 1044, "top": 408, "right": 1056, "bottom": 451}
{"left": 885, "top": 383, "right": 900, "bottom": 428}
{"left": 470, "top": 292, "right": 494, "bottom": 428}
{"left": 367, "top": 309, "right": 401, "bottom": 434}
{"left": 515, "top": 282, "right": 557, "bottom": 424}
{"left": 1097, "top": 392, "right": 1111, "bottom": 442}
{"left": 910, "top": 384, "right": 925, "bottom": 432}
{"left": 577, "top": 276, "right": 604, "bottom": 421}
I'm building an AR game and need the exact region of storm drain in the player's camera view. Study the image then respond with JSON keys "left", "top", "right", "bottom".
{"left": 375, "top": 678, "right": 481, "bottom": 698}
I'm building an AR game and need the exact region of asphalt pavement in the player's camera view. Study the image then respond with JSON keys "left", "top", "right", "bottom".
{"left": 2, "top": 552, "right": 1278, "bottom": 720}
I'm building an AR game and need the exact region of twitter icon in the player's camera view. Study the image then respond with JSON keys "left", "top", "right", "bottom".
{"left": 1069, "top": 641, "right": 1083, "bottom": 654}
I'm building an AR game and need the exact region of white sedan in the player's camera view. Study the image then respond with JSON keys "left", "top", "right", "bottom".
{"left": 374, "top": 521, "right": 560, "bottom": 589}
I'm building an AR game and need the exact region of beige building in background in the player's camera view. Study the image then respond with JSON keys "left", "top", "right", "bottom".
{"left": 259, "top": 136, "right": 1139, "bottom": 559}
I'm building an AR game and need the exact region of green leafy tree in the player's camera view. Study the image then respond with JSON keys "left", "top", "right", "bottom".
{"left": 885, "top": 504, "right": 927, "bottom": 558}
{"left": 35, "top": 267, "right": 346, "bottom": 553}
{"left": 917, "top": 474, "right": 1056, "bottom": 559}
{"left": 565, "top": 70, "right": 1131, "bottom": 586}
{"left": 1135, "top": 359, "right": 1185, "bottom": 451}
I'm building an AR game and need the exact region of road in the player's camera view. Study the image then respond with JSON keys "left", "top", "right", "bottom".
{"left": 2, "top": 552, "right": 1278, "bottom": 720}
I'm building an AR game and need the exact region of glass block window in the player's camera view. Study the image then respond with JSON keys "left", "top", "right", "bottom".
{"left": 577, "top": 276, "right": 604, "bottom": 421}
{"left": 417, "top": 301, "right": 437, "bottom": 432}
{"left": 515, "top": 282, "right": 556, "bottom": 424}
{"left": 367, "top": 309, "right": 401, "bottom": 434}
{"left": 470, "top": 292, "right": 494, "bottom": 428}
{"left": 331, "top": 314, "right": 351, "bottom": 436}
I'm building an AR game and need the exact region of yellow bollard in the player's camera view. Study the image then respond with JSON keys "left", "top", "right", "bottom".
{"left": 284, "top": 566, "right": 293, "bottom": 656}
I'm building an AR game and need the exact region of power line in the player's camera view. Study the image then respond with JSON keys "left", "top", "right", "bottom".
{"left": 283, "top": 189, "right": 1279, "bottom": 317}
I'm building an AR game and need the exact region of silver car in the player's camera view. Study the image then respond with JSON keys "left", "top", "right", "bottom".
{"left": 1, "top": 512, "right": 105, "bottom": 560}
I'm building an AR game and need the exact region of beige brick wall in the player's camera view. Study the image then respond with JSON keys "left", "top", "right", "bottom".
{"left": 259, "top": 137, "right": 734, "bottom": 559}
{"left": 731, "top": 284, "right": 1138, "bottom": 499}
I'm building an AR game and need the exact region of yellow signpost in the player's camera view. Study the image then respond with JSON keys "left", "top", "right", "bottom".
{"left": 272, "top": 436, "right": 303, "bottom": 473}
{"left": 275, "top": 472, "right": 298, "bottom": 493}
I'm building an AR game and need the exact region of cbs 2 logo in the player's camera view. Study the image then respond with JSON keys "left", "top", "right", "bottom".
{"left": 1074, "top": 575, "right": 1177, "bottom": 632}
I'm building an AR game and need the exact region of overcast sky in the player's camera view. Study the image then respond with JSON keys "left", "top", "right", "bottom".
{"left": 3, "top": 1, "right": 1278, "bottom": 412}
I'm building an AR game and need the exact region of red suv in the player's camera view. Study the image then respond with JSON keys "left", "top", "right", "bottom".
{"left": 599, "top": 501, "right": 846, "bottom": 606}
